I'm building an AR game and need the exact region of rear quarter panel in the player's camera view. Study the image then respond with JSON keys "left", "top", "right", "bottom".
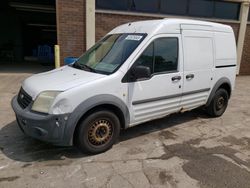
{"left": 212, "top": 29, "right": 237, "bottom": 92}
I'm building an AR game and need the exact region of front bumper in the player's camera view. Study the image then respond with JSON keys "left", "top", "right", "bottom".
{"left": 11, "top": 96, "right": 72, "bottom": 146}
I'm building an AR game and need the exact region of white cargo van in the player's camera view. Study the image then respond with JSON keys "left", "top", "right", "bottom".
{"left": 12, "top": 19, "right": 237, "bottom": 154}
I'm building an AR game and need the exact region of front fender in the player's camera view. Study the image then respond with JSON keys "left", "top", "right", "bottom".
{"left": 63, "top": 94, "right": 130, "bottom": 145}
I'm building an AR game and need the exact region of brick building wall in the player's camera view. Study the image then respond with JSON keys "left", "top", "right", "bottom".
{"left": 57, "top": 1, "right": 249, "bottom": 74}
{"left": 241, "top": 25, "right": 250, "bottom": 75}
{"left": 96, "top": 13, "right": 241, "bottom": 42}
{"left": 96, "top": 13, "right": 158, "bottom": 41}
{"left": 56, "top": 0, "right": 86, "bottom": 64}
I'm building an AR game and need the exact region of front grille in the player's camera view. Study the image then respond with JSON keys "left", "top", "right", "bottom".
{"left": 17, "top": 88, "right": 32, "bottom": 109}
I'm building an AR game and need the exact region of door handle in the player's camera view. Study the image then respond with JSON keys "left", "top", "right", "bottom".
{"left": 172, "top": 76, "right": 181, "bottom": 82}
{"left": 186, "top": 74, "right": 194, "bottom": 80}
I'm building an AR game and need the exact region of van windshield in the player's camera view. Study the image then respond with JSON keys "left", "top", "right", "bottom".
{"left": 72, "top": 33, "right": 147, "bottom": 75}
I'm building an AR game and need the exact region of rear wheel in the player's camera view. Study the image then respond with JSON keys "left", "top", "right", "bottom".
{"left": 207, "top": 88, "right": 229, "bottom": 117}
{"left": 76, "top": 110, "right": 120, "bottom": 154}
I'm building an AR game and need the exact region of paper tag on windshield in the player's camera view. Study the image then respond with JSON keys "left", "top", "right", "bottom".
{"left": 125, "top": 35, "right": 143, "bottom": 41}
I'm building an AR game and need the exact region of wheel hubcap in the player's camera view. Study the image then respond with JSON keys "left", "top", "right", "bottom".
{"left": 88, "top": 119, "right": 113, "bottom": 146}
{"left": 216, "top": 96, "right": 225, "bottom": 110}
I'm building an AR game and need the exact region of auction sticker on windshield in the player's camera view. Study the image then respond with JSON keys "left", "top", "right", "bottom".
{"left": 125, "top": 35, "right": 143, "bottom": 41}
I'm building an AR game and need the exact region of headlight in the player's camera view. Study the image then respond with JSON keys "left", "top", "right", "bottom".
{"left": 32, "top": 91, "right": 61, "bottom": 113}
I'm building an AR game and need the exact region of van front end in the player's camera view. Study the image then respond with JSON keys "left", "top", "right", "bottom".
{"left": 11, "top": 88, "right": 72, "bottom": 146}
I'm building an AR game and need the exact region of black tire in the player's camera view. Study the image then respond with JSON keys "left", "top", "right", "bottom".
{"left": 76, "top": 110, "right": 120, "bottom": 154}
{"left": 207, "top": 88, "right": 229, "bottom": 117}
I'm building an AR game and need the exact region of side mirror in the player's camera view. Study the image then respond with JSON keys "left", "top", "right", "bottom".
{"left": 130, "top": 65, "right": 151, "bottom": 81}
{"left": 64, "top": 57, "right": 78, "bottom": 65}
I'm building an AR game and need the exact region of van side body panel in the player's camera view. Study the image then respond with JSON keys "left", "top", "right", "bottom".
{"left": 117, "top": 20, "right": 236, "bottom": 127}
{"left": 181, "top": 27, "right": 214, "bottom": 111}
{"left": 212, "top": 30, "right": 237, "bottom": 90}
{"left": 179, "top": 23, "right": 236, "bottom": 111}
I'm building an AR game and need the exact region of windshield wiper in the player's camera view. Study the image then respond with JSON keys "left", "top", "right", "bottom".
{"left": 82, "top": 64, "right": 96, "bottom": 73}
{"left": 73, "top": 62, "right": 96, "bottom": 73}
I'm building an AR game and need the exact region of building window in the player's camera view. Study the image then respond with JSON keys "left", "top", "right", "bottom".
{"left": 160, "top": 0, "right": 188, "bottom": 15}
{"left": 130, "top": 0, "right": 159, "bottom": 13}
{"left": 214, "top": 1, "right": 240, "bottom": 20}
{"left": 96, "top": 0, "right": 128, "bottom": 11}
{"left": 96, "top": 0, "right": 241, "bottom": 21}
{"left": 189, "top": 0, "right": 214, "bottom": 18}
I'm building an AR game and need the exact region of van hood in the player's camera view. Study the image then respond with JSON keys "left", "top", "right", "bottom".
{"left": 22, "top": 66, "right": 106, "bottom": 99}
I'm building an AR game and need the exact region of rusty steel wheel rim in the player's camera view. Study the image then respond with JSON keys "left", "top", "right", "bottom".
{"left": 216, "top": 96, "right": 225, "bottom": 110}
{"left": 87, "top": 119, "right": 113, "bottom": 146}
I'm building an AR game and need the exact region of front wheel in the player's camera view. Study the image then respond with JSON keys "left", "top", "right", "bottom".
{"left": 206, "top": 88, "right": 229, "bottom": 117}
{"left": 75, "top": 110, "right": 120, "bottom": 154}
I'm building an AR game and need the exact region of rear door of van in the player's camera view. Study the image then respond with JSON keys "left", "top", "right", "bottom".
{"left": 180, "top": 25, "right": 214, "bottom": 110}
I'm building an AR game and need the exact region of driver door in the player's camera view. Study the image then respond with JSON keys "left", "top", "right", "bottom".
{"left": 125, "top": 35, "right": 183, "bottom": 126}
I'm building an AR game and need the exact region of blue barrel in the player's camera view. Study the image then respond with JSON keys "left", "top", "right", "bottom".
{"left": 64, "top": 57, "right": 78, "bottom": 65}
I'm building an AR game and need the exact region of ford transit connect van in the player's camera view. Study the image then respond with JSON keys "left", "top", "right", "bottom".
{"left": 12, "top": 19, "right": 237, "bottom": 154}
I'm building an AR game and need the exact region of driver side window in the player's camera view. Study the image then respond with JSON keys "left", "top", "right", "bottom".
{"left": 134, "top": 43, "right": 154, "bottom": 74}
{"left": 133, "top": 37, "right": 178, "bottom": 75}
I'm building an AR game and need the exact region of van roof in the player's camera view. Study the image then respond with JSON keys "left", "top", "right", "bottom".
{"left": 109, "top": 18, "right": 233, "bottom": 35}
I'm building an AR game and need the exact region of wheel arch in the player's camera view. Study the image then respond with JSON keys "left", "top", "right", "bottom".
{"left": 64, "top": 94, "right": 130, "bottom": 146}
{"left": 206, "top": 77, "right": 232, "bottom": 107}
